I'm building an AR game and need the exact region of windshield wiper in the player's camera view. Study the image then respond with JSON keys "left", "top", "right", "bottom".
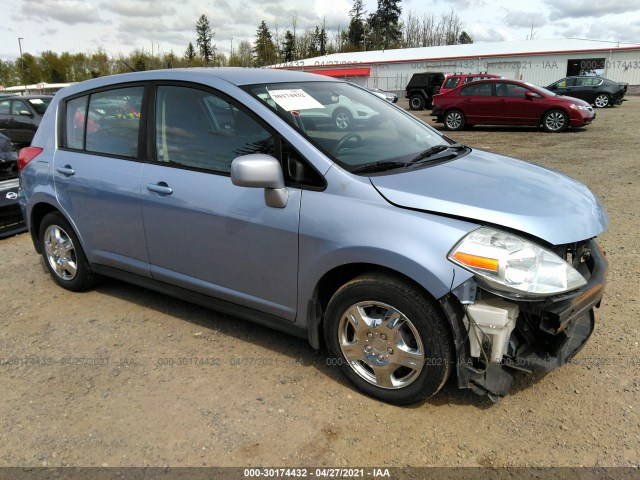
{"left": 406, "top": 143, "right": 466, "bottom": 167}
{"left": 350, "top": 161, "right": 407, "bottom": 174}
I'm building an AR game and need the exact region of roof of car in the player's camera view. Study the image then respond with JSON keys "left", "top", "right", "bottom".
{"left": 2, "top": 95, "right": 53, "bottom": 100}
{"left": 56, "top": 67, "right": 338, "bottom": 98}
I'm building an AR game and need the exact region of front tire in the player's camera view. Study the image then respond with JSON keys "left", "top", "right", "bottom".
{"left": 542, "top": 109, "right": 569, "bottom": 132}
{"left": 323, "top": 273, "right": 453, "bottom": 405}
{"left": 333, "top": 108, "right": 352, "bottom": 130}
{"left": 444, "top": 110, "right": 465, "bottom": 131}
{"left": 39, "top": 212, "right": 99, "bottom": 291}
{"left": 593, "top": 93, "right": 610, "bottom": 108}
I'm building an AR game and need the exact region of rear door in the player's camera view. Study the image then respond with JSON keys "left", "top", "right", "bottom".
{"left": 141, "top": 83, "right": 301, "bottom": 321}
{"left": 458, "top": 82, "right": 495, "bottom": 123}
{"left": 53, "top": 85, "right": 150, "bottom": 275}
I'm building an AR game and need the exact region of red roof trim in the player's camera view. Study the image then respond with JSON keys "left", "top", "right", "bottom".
{"left": 311, "top": 68, "right": 371, "bottom": 77}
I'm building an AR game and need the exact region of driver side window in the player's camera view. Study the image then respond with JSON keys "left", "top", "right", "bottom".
{"left": 155, "top": 85, "right": 274, "bottom": 174}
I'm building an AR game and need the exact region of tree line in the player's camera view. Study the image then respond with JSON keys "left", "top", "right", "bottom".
{"left": 0, "top": 0, "right": 471, "bottom": 87}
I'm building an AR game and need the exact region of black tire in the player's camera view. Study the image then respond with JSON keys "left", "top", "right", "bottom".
{"left": 443, "top": 110, "right": 465, "bottom": 131}
{"left": 323, "top": 273, "right": 453, "bottom": 405}
{"left": 593, "top": 93, "right": 610, "bottom": 108}
{"left": 409, "top": 94, "right": 425, "bottom": 111}
{"left": 333, "top": 108, "right": 352, "bottom": 130}
{"left": 39, "top": 212, "right": 99, "bottom": 291}
{"left": 542, "top": 109, "right": 569, "bottom": 132}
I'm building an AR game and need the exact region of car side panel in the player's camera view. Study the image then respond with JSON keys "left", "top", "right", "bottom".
{"left": 53, "top": 150, "right": 150, "bottom": 277}
{"left": 296, "top": 166, "right": 477, "bottom": 329}
{"left": 141, "top": 163, "right": 301, "bottom": 321}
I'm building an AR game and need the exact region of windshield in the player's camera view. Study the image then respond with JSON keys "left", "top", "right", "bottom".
{"left": 27, "top": 97, "right": 52, "bottom": 115}
{"left": 527, "top": 83, "right": 557, "bottom": 97}
{"left": 244, "top": 81, "right": 450, "bottom": 172}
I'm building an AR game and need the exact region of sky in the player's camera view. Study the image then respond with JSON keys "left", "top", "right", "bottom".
{"left": 1, "top": 0, "right": 640, "bottom": 62}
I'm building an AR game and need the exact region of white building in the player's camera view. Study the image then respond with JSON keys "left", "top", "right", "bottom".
{"left": 272, "top": 38, "right": 640, "bottom": 93}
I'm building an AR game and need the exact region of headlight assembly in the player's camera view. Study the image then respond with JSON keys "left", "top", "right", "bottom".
{"left": 448, "top": 227, "right": 587, "bottom": 298}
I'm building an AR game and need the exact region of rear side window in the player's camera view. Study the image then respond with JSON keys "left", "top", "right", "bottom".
{"left": 155, "top": 85, "right": 274, "bottom": 174}
{"left": 64, "top": 86, "right": 144, "bottom": 158}
{"left": 443, "top": 78, "right": 460, "bottom": 89}
{"left": 65, "top": 96, "right": 88, "bottom": 149}
{"left": 11, "top": 100, "right": 29, "bottom": 115}
{"left": 0, "top": 100, "right": 9, "bottom": 114}
{"left": 460, "top": 83, "right": 493, "bottom": 96}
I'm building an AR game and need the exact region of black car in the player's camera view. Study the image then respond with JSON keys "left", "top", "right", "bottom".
{"left": 545, "top": 76, "right": 627, "bottom": 108}
{"left": 405, "top": 72, "right": 446, "bottom": 110}
{"left": 0, "top": 132, "right": 26, "bottom": 238}
{"left": 0, "top": 95, "right": 53, "bottom": 146}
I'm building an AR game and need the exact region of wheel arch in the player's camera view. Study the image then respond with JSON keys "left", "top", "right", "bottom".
{"left": 540, "top": 106, "right": 570, "bottom": 124}
{"left": 306, "top": 262, "right": 457, "bottom": 354}
{"left": 29, "top": 202, "right": 61, "bottom": 253}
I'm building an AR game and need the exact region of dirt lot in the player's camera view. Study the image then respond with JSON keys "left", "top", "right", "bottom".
{"left": 1, "top": 97, "right": 639, "bottom": 470}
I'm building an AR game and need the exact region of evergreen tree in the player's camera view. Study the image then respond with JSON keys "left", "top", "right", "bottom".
{"left": 196, "top": 14, "right": 215, "bottom": 66}
{"left": 368, "top": 0, "right": 402, "bottom": 50}
{"left": 282, "top": 30, "right": 296, "bottom": 62}
{"left": 185, "top": 42, "right": 196, "bottom": 63}
{"left": 254, "top": 21, "right": 277, "bottom": 66}
{"left": 347, "top": 0, "right": 366, "bottom": 50}
{"left": 458, "top": 31, "right": 473, "bottom": 44}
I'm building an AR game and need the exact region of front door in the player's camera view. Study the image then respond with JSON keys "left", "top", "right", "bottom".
{"left": 141, "top": 84, "right": 300, "bottom": 321}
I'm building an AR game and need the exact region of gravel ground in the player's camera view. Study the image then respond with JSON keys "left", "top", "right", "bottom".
{"left": 0, "top": 96, "right": 638, "bottom": 469}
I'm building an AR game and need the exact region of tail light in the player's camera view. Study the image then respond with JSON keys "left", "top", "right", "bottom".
{"left": 18, "top": 147, "right": 43, "bottom": 171}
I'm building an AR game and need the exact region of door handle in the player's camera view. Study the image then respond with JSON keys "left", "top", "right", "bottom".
{"left": 146, "top": 182, "right": 173, "bottom": 195}
{"left": 56, "top": 165, "right": 75, "bottom": 176}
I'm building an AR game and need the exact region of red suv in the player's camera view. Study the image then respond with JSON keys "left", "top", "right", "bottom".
{"left": 438, "top": 73, "right": 501, "bottom": 95}
{"left": 431, "top": 79, "right": 595, "bottom": 132}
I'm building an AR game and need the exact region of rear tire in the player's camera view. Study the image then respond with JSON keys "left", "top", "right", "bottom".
{"left": 323, "top": 273, "right": 453, "bottom": 405}
{"left": 39, "top": 212, "right": 99, "bottom": 291}
{"left": 443, "top": 110, "right": 465, "bottom": 131}
{"left": 409, "top": 94, "right": 425, "bottom": 111}
{"left": 593, "top": 93, "right": 610, "bottom": 108}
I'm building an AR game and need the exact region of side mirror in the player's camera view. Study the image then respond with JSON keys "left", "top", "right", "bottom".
{"left": 231, "top": 154, "right": 288, "bottom": 208}
{"left": 524, "top": 91, "right": 536, "bottom": 101}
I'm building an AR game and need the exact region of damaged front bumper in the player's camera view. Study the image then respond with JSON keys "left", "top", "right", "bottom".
{"left": 441, "top": 239, "right": 608, "bottom": 400}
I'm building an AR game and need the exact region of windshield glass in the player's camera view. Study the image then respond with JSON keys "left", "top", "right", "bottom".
{"left": 244, "top": 81, "right": 449, "bottom": 172}
{"left": 527, "top": 83, "right": 556, "bottom": 97}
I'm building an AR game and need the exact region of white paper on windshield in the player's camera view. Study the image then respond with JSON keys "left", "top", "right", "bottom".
{"left": 30, "top": 99, "right": 44, "bottom": 104}
{"left": 268, "top": 89, "right": 324, "bottom": 111}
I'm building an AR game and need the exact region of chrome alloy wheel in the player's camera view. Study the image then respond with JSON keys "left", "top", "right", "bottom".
{"left": 544, "top": 111, "right": 566, "bottom": 131}
{"left": 334, "top": 110, "right": 351, "bottom": 129}
{"left": 445, "top": 111, "right": 463, "bottom": 130}
{"left": 338, "top": 301, "right": 425, "bottom": 389}
{"left": 44, "top": 224, "right": 78, "bottom": 281}
{"left": 594, "top": 94, "right": 610, "bottom": 108}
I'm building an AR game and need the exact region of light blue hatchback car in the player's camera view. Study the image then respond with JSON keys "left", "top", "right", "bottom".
{"left": 18, "top": 68, "right": 608, "bottom": 404}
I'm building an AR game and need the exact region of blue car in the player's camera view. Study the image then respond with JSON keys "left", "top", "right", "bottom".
{"left": 18, "top": 68, "right": 608, "bottom": 404}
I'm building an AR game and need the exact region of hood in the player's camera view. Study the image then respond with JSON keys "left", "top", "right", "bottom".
{"left": 370, "top": 149, "right": 608, "bottom": 245}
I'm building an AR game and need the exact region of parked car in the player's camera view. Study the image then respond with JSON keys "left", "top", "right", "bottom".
{"left": 19, "top": 68, "right": 608, "bottom": 405}
{"left": 366, "top": 87, "right": 399, "bottom": 103}
{"left": 432, "top": 79, "right": 595, "bottom": 132}
{"left": 0, "top": 132, "right": 26, "bottom": 238}
{"left": 545, "top": 76, "right": 627, "bottom": 108}
{"left": 0, "top": 95, "right": 53, "bottom": 146}
{"left": 405, "top": 72, "right": 446, "bottom": 110}
{"left": 438, "top": 73, "right": 501, "bottom": 95}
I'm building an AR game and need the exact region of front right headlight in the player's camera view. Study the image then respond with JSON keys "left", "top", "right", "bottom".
{"left": 448, "top": 227, "right": 587, "bottom": 298}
